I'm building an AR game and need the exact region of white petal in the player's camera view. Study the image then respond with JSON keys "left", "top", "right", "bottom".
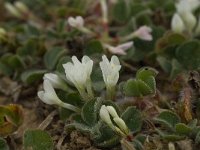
{"left": 76, "top": 16, "right": 84, "bottom": 27}
{"left": 171, "top": 13, "right": 185, "bottom": 33}
{"left": 106, "top": 106, "right": 119, "bottom": 118}
{"left": 67, "top": 17, "right": 77, "bottom": 27}
{"left": 117, "top": 41, "right": 133, "bottom": 51}
{"left": 100, "top": 105, "right": 112, "bottom": 125}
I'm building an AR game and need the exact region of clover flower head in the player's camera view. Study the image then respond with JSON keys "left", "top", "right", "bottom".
{"left": 100, "top": 55, "right": 121, "bottom": 88}
{"left": 63, "top": 56, "right": 93, "bottom": 91}
{"left": 37, "top": 79, "right": 62, "bottom": 105}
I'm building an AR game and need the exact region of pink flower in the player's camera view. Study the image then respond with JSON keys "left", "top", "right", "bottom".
{"left": 104, "top": 41, "right": 133, "bottom": 55}
{"left": 134, "top": 26, "right": 153, "bottom": 41}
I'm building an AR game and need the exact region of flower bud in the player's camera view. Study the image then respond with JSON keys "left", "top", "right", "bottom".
{"left": 14, "top": 1, "right": 29, "bottom": 14}
{"left": 113, "top": 117, "right": 129, "bottom": 135}
{"left": 181, "top": 12, "right": 197, "bottom": 31}
{"left": 106, "top": 106, "right": 119, "bottom": 118}
{"left": 5, "top": 2, "right": 21, "bottom": 18}
{"left": 171, "top": 13, "right": 185, "bottom": 33}
{"left": 100, "top": 105, "right": 114, "bottom": 128}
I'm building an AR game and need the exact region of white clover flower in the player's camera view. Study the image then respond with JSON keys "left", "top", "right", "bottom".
{"left": 63, "top": 56, "right": 93, "bottom": 93}
{"left": 38, "top": 79, "right": 80, "bottom": 112}
{"left": 133, "top": 26, "right": 153, "bottom": 41}
{"left": 43, "top": 73, "right": 66, "bottom": 90}
{"left": 171, "top": 13, "right": 185, "bottom": 33}
{"left": 37, "top": 79, "right": 63, "bottom": 106}
{"left": 67, "top": 16, "right": 84, "bottom": 29}
{"left": 100, "top": 55, "right": 121, "bottom": 89}
{"left": 104, "top": 41, "right": 133, "bottom": 55}
{"left": 5, "top": 2, "right": 21, "bottom": 18}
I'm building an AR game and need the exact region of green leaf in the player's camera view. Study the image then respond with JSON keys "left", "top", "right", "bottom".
{"left": 0, "top": 137, "right": 9, "bottom": 150}
{"left": 124, "top": 79, "right": 140, "bottom": 96}
{"left": 7, "top": 55, "right": 25, "bottom": 69}
{"left": 0, "top": 104, "right": 23, "bottom": 137}
{"left": 195, "top": 131, "right": 200, "bottom": 144}
{"left": 175, "top": 123, "right": 192, "bottom": 135}
{"left": 23, "top": 129, "right": 53, "bottom": 150}
{"left": 136, "top": 67, "right": 158, "bottom": 80}
{"left": 81, "top": 100, "right": 97, "bottom": 126}
{"left": 121, "top": 106, "right": 142, "bottom": 132}
{"left": 163, "top": 134, "right": 185, "bottom": 141}
{"left": 44, "top": 47, "right": 66, "bottom": 70}
{"left": 21, "top": 69, "right": 47, "bottom": 84}
{"left": 65, "top": 122, "right": 91, "bottom": 134}
{"left": 176, "top": 40, "right": 200, "bottom": 70}
{"left": 169, "top": 59, "right": 183, "bottom": 79}
{"left": 124, "top": 79, "right": 152, "bottom": 97}
{"left": 156, "top": 129, "right": 185, "bottom": 141}
{"left": 157, "top": 56, "right": 172, "bottom": 73}
{"left": 93, "top": 124, "right": 120, "bottom": 148}
{"left": 0, "top": 61, "right": 13, "bottom": 76}
{"left": 56, "top": 56, "right": 71, "bottom": 74}
{"left": 112, "top": 0, "right": 130, "bottom": 23}
{"left": 154, "top": 111, "right": 180, "bottom": 130}
{"left": 17, "top": 38, "right": 39, "bottom": 56}
{"left": 84, "top": 40, "right": 103, "bottom": 56}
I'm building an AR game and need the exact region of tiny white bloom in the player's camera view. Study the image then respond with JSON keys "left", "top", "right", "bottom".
{"left": 104, "top": 41, "right": 133, "bottom": 55}
{"left": 5, "top": 2, "right": 21, "bottom": 18}
{"left": 100, "top": 55, "right": 121, "bottom": 88}
{"left": 37, "top": 79, "right": 62, "bottom": 105}
{"left": 43, "top": 73, "right": 65, "bottom": 89}
{"left": 14, "top": 1, "right": 28, "bottom": 14}
{"left": 171, "top": 13, "right": 185, "bottom": 33}
{"left": 133, "top": 26, "right": 153, "bottom": 41}
{"left": 67, "top": 16, "right": 84, "bottom": 28}
{"left": 100, "top": 105, "right": 114, "bottom": 127}
{"left": 106, "top": 106, "right": 119, "bottom": 118}
{"left": 63, "top": 56, "right": 93, "bottom": 91}
{"left": 38, "top": 79, "right": 80, "bottom": 112}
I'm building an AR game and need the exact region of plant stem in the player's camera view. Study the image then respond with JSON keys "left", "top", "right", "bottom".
{"left": 61, "top": 102, "right": 81, "bottom": 113}
{"left": 106, "top": 85, "right": 116, "bottom": 100}
{"left": 86, "top": 80, "right": 94, "bottom": 99}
